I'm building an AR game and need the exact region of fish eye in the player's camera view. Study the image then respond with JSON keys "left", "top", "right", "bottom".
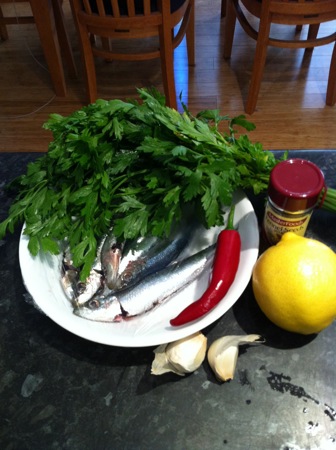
{"left": 77, "top": 282, "right": 86, "bottom": 294}
{"left": 88, "top": 299, "right": 100, "bottom": 310}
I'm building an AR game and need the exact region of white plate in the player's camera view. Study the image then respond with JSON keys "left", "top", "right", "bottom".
{"left": 19, "top": 191, "right": 259, "bottom": 347}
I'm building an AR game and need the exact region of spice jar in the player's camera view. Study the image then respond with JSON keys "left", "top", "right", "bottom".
{"left": 262, "top": 158, "right": 325, "bottom": 245}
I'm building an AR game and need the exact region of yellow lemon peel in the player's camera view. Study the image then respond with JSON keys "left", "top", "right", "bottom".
{"left": 252, "top": 232, "right": 336, "bottom": 335}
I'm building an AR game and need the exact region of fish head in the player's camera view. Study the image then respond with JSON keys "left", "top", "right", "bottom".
{"left": 74, "top": 270, "right": 103, "bottom": 305}
{"left": 102, "top": 242, "right": 123, "bottom": 290}
{"left": 73, "top": 295, "right": 122, "bottom": 322}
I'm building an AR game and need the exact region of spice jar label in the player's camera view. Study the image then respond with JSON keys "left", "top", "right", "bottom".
{"left": 263, "top": 204, "right": 311, "bottom": 245}
{"left": 262, "top": 158, "right": 325, "bottom": 245}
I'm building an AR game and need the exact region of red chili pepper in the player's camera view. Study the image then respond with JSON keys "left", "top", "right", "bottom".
{"left": 170, "top": 205, "right": 241, "bottom": 327}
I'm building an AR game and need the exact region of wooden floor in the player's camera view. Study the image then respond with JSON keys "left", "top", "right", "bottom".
{"left": 0, "top": 0, "right": 335, "bottom": 152}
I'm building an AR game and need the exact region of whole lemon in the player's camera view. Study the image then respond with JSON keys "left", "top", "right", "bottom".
{"left": 252, "top": 232, "right": 336, "bottom": 335}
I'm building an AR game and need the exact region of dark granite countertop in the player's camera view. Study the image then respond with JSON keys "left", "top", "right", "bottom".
{"left": 1, "top": 150, "right": 336, "bottom": 450}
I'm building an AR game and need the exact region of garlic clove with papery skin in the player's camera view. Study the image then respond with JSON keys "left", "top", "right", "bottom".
{"left": 151, "top": 332, "right": 207, "bottom": 376}
{"left": 166, "top": 332, "right": 207, "bottom": 374}
{"left": 151, "top": 344, "right": 177, "bottom": 376}
{"left": 207, "top": 334, "right": 264, "bottom": 382}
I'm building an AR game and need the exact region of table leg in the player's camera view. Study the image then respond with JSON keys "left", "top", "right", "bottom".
{"left": 29, "top": 0, "right": 66, "bottom": 96}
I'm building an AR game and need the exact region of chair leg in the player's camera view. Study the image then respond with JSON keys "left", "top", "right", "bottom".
{"left": 69, "top": 0, "right": 97, "bottom": 103}
{"left": 30, "top": 0, "right": 67, "bottom": 96}
{"left": 159, "top": 25, "right": 177, "bottom": 109}
{"left": 245, "top": 16, "right": 271, "bottom": 114}
{"left": 223, "top": 0, "right": 237, "bottom": 59}
{"left": 0, "top": 5, "right": 9, "bottom": 41}
{"left": 186, "top": 0, "right": 195, "bottom": 66}
{"left": 307, "top": 23, "right": 320, "bottom": 40}
{"left": 51, "top": 0, "right": 77, "bottom": 78}
{"left": 82, "top": 42, "right": 98, "bottom": 103}
{"left": 304, "top": 23, "right": 320, "bottom": 54}
{"left": 326, "top": 42, "right": 336, "bottom": 106}
{"left": 221, "top": 0, "right": 227, "bottom": 18}
{"left": 76, "top": 26, "right": 98, "bottom": 103}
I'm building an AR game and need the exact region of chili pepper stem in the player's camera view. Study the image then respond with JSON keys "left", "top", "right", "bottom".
{"left": 226, "top": 205, "right": 236, "bottom": 231}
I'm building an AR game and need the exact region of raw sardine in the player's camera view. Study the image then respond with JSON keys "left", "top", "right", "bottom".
{"left": 61, "top": 254, "right": 79, "bottom": 301}
{"left": 61, "top": 236, "right": 107, "bottom": 305}
{"left": 62, "top": 221, "right": 195, "bottom": 304}
{"left": 73, "top": 244, "right": 216, "bottom": 323}
{"left": 115, "top": 222, "right": 197, "bottom": 291}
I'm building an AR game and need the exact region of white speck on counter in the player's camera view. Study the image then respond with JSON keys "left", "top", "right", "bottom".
{"left": 104, "top": 392, "right": 113, "bottom": 406}
{"left": 202, "top": 380, "right": 211, "bottom": 390}
{"left": 21, "top": 373, "right": 44, "bottom": 398}
{"left": 305, "top": 421, "right": 322, "bottom": 436}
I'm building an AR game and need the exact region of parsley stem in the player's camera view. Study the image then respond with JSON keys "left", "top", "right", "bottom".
{"left": 320, "top": 187, "right": 336, "bottom": 212}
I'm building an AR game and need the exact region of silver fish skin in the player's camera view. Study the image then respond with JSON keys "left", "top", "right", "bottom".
{"left": 118, "top": 235, "right": 159, "bottom": 274}
{"left": 61, "top": 259, "right": 78, "bottom": 302}
{"left": 115, "top": 222, "right": 197, "bottom": 291}
{"left": 61, "top": 266, "right": 103, "bottom": 306}
{"left": 73, "top": 244, "right": 216, "bottom": 323}
{"left": 74, "top": 270, "right": 104, "bottom": 305}
{"left": 61, "top": 249, "right": 80, "bottom": 302}
{"left": 61, "top": 236, "right": 106, "bottom": 305}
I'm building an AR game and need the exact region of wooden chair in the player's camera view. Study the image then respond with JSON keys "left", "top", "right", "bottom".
{"left": 0, "top": 0, "right": 77, "bottom": 96}
{"left": 69, "top": 0, "right": 195, "bottom": 109}
{"left": 221, "top": 0, "right": 226, "bottom": 18}
{"left": 222, "top": 0, "right": 336, "bottom": 114}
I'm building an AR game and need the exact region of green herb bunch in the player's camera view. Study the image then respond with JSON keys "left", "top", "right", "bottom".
{"left": 0, "top": 89, "right": 282, "bottom": 279}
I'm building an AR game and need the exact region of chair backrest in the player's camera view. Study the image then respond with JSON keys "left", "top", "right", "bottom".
{"left": 235, "top": 0, "right": 336, "bottom": 49}
{"left": 242, "top": 0, "right": 336, "bottom": 26}
{"left": 70, "top": 0, "right": 193, "bottom": 64}
{"left": 71, "top": 0, "right": 194, "bottom": 63}
{"left": 70, "top": 0, "right": 194, "bottom": 107}
{"left": 72, "top": 0, "right": 188, "bottom": 40}
{"left": 78, "top": 0, "right": 162, "bottom": 39}
{"left": 224, "top": 0, "right": 336, "bottom": 113}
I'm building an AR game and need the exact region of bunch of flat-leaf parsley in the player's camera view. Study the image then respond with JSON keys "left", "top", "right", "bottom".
{"left": 0, "top": 88, "right": 282, "bottom": 279}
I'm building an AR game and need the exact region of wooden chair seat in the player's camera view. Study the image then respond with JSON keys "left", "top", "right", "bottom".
{"left": 69, "top": 0, "right": 195, "bottom": 109}
{"left": 222, "top": 0, "right": 336, "bottom": 114}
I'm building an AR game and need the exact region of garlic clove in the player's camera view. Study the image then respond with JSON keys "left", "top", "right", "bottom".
{"left": 151, "top": 344, "right": 177, "bottom": 376}
{"left": 151, "top": 332, "right": 207, "bottom": 376}
{"left": 207, "top": 334, "right": 264, "bottom": 382}
{"left": 166, "top": 332, "right": 207, "bottom": 374}
{"left": 210, "top": 345, "right": 239, "bottom": 382}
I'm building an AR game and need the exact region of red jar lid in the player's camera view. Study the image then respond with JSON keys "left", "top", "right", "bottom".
{"left": 268, "top": 159, "right": 325, "bottom": 212}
